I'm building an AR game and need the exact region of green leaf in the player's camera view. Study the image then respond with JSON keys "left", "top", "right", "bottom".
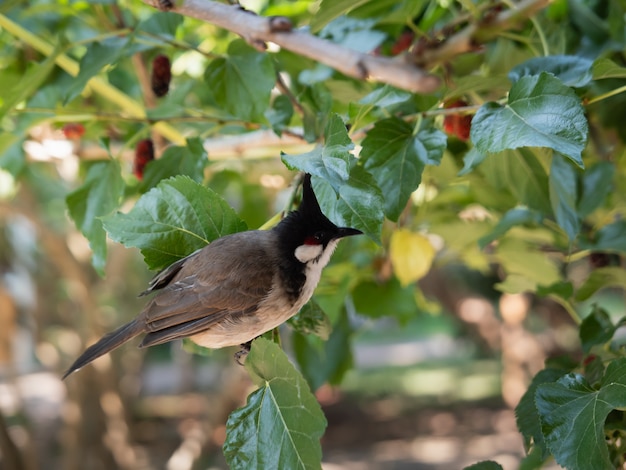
{"left": 549, "top": 153, "right": 580, "bottom": 241}
{"left": 536, "top": 359, "right": 626, "bottom": 470}
{"left": 575, "top": 267, "right": 626, "bottom": 302}
{"left": 580, "top": 305, "right": 615, "bottom": 354}
{"left": 463, "top": 461, "right": 504, "bottom": 470}
{"left": 495, "top": 238, "right": 561, "bottom": 287}
{"left": 509, "top": 55, "right": 594, "bottom": 87}
{"left": 288, "top": 299, "right": 332, "bottom": 341}
{"left": 310, "top": 0, "right": 370, "bottom": 32}
{"left": 293, "top": 309, "right": 353, "bottom": 391}
{"left": 590, "top": 221, "right": 626, "bottom": 253}
{"left": 349, "top": 85, "right": 412, "bottom": 130}
{"left": 224, "top": 338, "right": 327, "bottom": 470}
{"left": 136, "top": 11, "right": 183, "bottom": 39}
{"left": 536, "top": 281, "right": 574, "bottom": 300}
{"left": 139, "top": 138, "right": 208, "bottom": 192}
{"left": 64, "top": 37, "right": 130, "bottom": 105}
{"left": 282, "top": 114, "right": 384, "bottom": 241}
{"left": 319, "top": 17, "right": 386, "bottom": 53}
{"left": 478, "top": 207, "right": 543, "bottom": 249}
{"left": 471, "top": 73, "right": 588, "bottom": 168}
{"left": 480, "top": 149, "right": 552, "bottom": 214}
{"left": 299, "top": 83, "right": 333, "bottom": 142}
{"left": 204, "top": 40, "right": 275, "bottom": 122}
{"left": 66, "top": 160, "right": 124, "bottom": 275}
{"left": 515, "top": 368, "right": 569, "bottom": 458}
{"left": 0, "top": 135, "right": 25, "bottom": 176}
{"left": 361, "top": 117, "right": 446, "bottom": 221}
{"left": 266, "top": 95, "right": 294, "bottom": 136}
{"left": 578, "top": 162, "right": 614, "bottom": 217}
{"left": 0, "top": 43, "right": 60, "bottom": 120}
{"left": 592, "top": 58, "right": 626, "bottom": 79}
{"left": 458, "top": 147, "right": 488, "bottom": 175}
{"left": 352, "top": 277, "right": 418, "bottom": 324}
{"left": 102, "top": 176, "right": 247, "bottom": 271}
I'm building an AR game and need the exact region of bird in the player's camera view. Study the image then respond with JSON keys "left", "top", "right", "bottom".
{"left": 63, "top": 174, "right": 362, "bottom": 378}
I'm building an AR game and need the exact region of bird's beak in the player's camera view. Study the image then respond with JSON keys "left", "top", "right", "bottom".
{"left": 337, "top": 227, "right": 363, "bottom": 239}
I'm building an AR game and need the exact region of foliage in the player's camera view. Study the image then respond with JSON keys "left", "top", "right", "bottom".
{"left": 2, "top": 0, "right": 626, "bottom": 468}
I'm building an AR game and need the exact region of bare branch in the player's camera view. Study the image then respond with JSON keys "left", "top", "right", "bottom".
{"left": 416, "top": 0, "right": 552, "bottom": 68}
{"left": 141, "top": 0, "right": 441, "bottom": 94}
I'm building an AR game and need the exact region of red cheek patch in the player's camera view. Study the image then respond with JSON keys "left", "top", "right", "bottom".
{"left": 304, "top": 236, "right": 319, "bottom": 245}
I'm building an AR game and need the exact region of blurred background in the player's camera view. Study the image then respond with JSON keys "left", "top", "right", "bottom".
{"left": 0, "top": 156, "right": 592, "bottom": 469}
{"left": 2, "top": 0, "right": 625, "bottom": 468}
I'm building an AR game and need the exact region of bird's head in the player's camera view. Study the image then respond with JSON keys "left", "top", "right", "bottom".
{"left": 275, "top": 174, "right": 362, "bottom": 266}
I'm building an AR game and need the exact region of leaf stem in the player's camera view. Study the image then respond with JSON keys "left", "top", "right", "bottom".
{"left": 548, "top": 294, "right": 582, "bottom": 325}
{"left": 586, "top": 85, "right": 626, "bottom": 105}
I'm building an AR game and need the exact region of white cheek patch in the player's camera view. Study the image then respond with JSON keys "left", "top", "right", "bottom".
{"left": 295, "top": 244, "right": 323, "bottom": 263}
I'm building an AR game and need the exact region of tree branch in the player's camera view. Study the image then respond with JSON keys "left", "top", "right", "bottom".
{"left": 141, "top": 0, "right": 441, "bottom": 94}
{"left": 416, "top": 0, "right": 552, "bottom": 68}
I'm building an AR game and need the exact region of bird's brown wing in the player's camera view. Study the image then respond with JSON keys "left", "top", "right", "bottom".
{"left": 137, "top": 232, "right": 276, "bottom": 346}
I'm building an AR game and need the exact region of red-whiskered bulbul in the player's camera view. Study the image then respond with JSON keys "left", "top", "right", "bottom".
{"left": 63, "top": 174, "right": 362, "bottom": 378}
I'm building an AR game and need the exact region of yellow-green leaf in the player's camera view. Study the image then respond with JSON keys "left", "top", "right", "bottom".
{"left": 390, "top": 230, "right": 435, "bottom": 287}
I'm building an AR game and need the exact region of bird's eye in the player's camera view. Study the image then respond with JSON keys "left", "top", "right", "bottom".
{"left": 314, "top": 231, "right": 324, "bottom": 241}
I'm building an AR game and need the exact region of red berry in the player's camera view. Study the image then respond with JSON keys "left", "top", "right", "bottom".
{"left": 583, "top": 354, "right": 598, "bottom": 367}
{"left": 62, "top": 123, "right": 85, "bottom": 140}
{"left": 589, "top": 252, "right": 611, "bottom": 268}
{"left": 443, "top": 99, "right": 472, "bottom": 141}
{"left": 151, "top": 55, "right": 172, "bottom": 97}
{"left": 390, "top": 31, "right": 415, "bottom": 55}
{"left": 134, "top": 139, "right": 155, "bottom": 180}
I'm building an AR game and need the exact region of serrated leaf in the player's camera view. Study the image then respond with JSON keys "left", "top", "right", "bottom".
{"left": 578, "top": 162, "right": 614, "bottom": 217}
{"left": 139, "top": 138, "right": 207, "bottom": 192}
{"left": 536, "top": 359, "right": 626, "bottom": 470}
{"left": 575, "top": 267, "right": 626, "bottom": 301}
{"left": 288, "top": 299, "right": 332, "bottom": 341}
{"left": 66, "top": 160, "right": 124, "bottom": 275}
{"left": 293, "top": 309, "right": 353, "bottom": 391}
{"left": 204, "top": 39, "right": 275, "bottom": 122}
{"left": 509, "top": 55, "right": 594, "bottom": 87}
{"left": 282, "top": 114, "right": 384, "bottom": 241}
{"left": 549, "top": 153, "right": 580, "bottom": 241}
{"left": 102, "top": 176, "right": 247, "bottom": 270}
{"left": 349, "top": 85, "right": 412, "bottom": 130}
{"left": 390, "top": 229, "right": 435, "bottom": 286}
{"left": 471, "top": 73, "right": 588, "bottom": 168}
{"left": 592, "top": 58, "right": 626, "bottom": 79}
{"left": 361, "top": 117, "right": 446, "bottom": 221}
{"left": 515, "top": 368, "right": 569, "bottom": 457}
{"left": 478, "top": 207, "right": 542, "bottom": 249}
{"left": 283, "top": 113, "right": 353, "bottom": 188}
{"left": 224, "top": 338, "right": 327, "bottom": 470}
{"left": 580, "top": 305, "right": 615, "bottom": 354}
{"left": 64, "top": 37, "right": 130, "bottom": 105}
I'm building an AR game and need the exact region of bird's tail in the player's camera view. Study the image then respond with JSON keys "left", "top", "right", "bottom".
{"left": 63, "top": 320, "right": 144, "bottom": 379}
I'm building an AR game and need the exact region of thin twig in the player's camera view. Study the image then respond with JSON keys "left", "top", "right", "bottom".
{"left": 141, "top": 0, "right": 441, "bottom": 94}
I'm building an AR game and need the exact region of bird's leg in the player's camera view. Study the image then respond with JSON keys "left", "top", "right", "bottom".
{"left": 234, "top": 341, "right": 252, "bottom": 366}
